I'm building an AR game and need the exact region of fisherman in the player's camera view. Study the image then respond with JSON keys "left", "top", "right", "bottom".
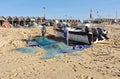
{"left": 63, "top": 25, "right": 69, "bottom": 45}
{"left": 41, "top": 25, "right": 46, "bottom": 38}
{"left": 84, "top": 24, "right": 93, "bottom": 44}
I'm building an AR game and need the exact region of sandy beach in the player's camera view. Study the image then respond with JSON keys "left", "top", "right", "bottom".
{"left": 0, "top": 25, "right": 120, "bottom": 79}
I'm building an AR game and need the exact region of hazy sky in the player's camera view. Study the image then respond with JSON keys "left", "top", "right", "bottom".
{"left": 0, "top": 0, "right": 120, "bottom": 20}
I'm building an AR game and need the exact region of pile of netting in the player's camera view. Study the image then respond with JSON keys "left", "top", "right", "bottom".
{"left": 14, "top": 47, "right": 39, "bottom": 54}
{"left": 14, "top": 36, "right": 90, "bottom": 59}
{"left": 35, "top": 37, "right": 75, "bottom": 59}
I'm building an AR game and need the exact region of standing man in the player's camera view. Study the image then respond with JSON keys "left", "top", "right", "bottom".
{"left": 63, "top": 25, "right": 69, "bottom": 45}
{"left": 41, "top": 25, "right": 46, "bottom": 38}
{"left": 85, "top": 24, "right": 93, "bottom": 45}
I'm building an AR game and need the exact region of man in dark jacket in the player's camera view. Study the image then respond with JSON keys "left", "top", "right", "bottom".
{"left": 41, "top": 26, "right": 46, "bottom": 37}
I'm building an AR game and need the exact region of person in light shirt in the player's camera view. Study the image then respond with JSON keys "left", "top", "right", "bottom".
{"left": 63, "top": 25, "right": 69, "bottom": 45}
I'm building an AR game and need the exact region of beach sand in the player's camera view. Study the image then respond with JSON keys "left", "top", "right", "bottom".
{"left": 0, "top": 25, "right": 120, "bottom": 79}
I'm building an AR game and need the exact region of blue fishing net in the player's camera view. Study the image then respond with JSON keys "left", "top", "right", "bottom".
{"left": 41, "top": 42, "right": 73, "bottom": 59}
{"left": 12, "top": 36, "right": 91, "bottom": 59}
{"left": 34, "top": 37, "right": 73, "bottom": 59}
{"left": 14, "top": 47, "right": 39, "bottom": 54}
{"left": 35, "top": 37, "right": 57, "bottom": 47}
{"left": 24, "top": 37, "right": 90, "bottom": 59}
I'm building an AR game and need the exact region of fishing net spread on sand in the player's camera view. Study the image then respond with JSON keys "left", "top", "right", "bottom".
{"left": 29, "top": 37, "right": 91, "bottom": 59}
{"left": 35, "top": 37, "right": 57, "bottom": 47}
{"left": 14, "top": 36, "right": 90, "bottom": 59}
{"left": 34, "top": 37, "right": 74, "bottom": 59}
{"left": 14, "top": 47, "right": 39, "bottom": 54}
